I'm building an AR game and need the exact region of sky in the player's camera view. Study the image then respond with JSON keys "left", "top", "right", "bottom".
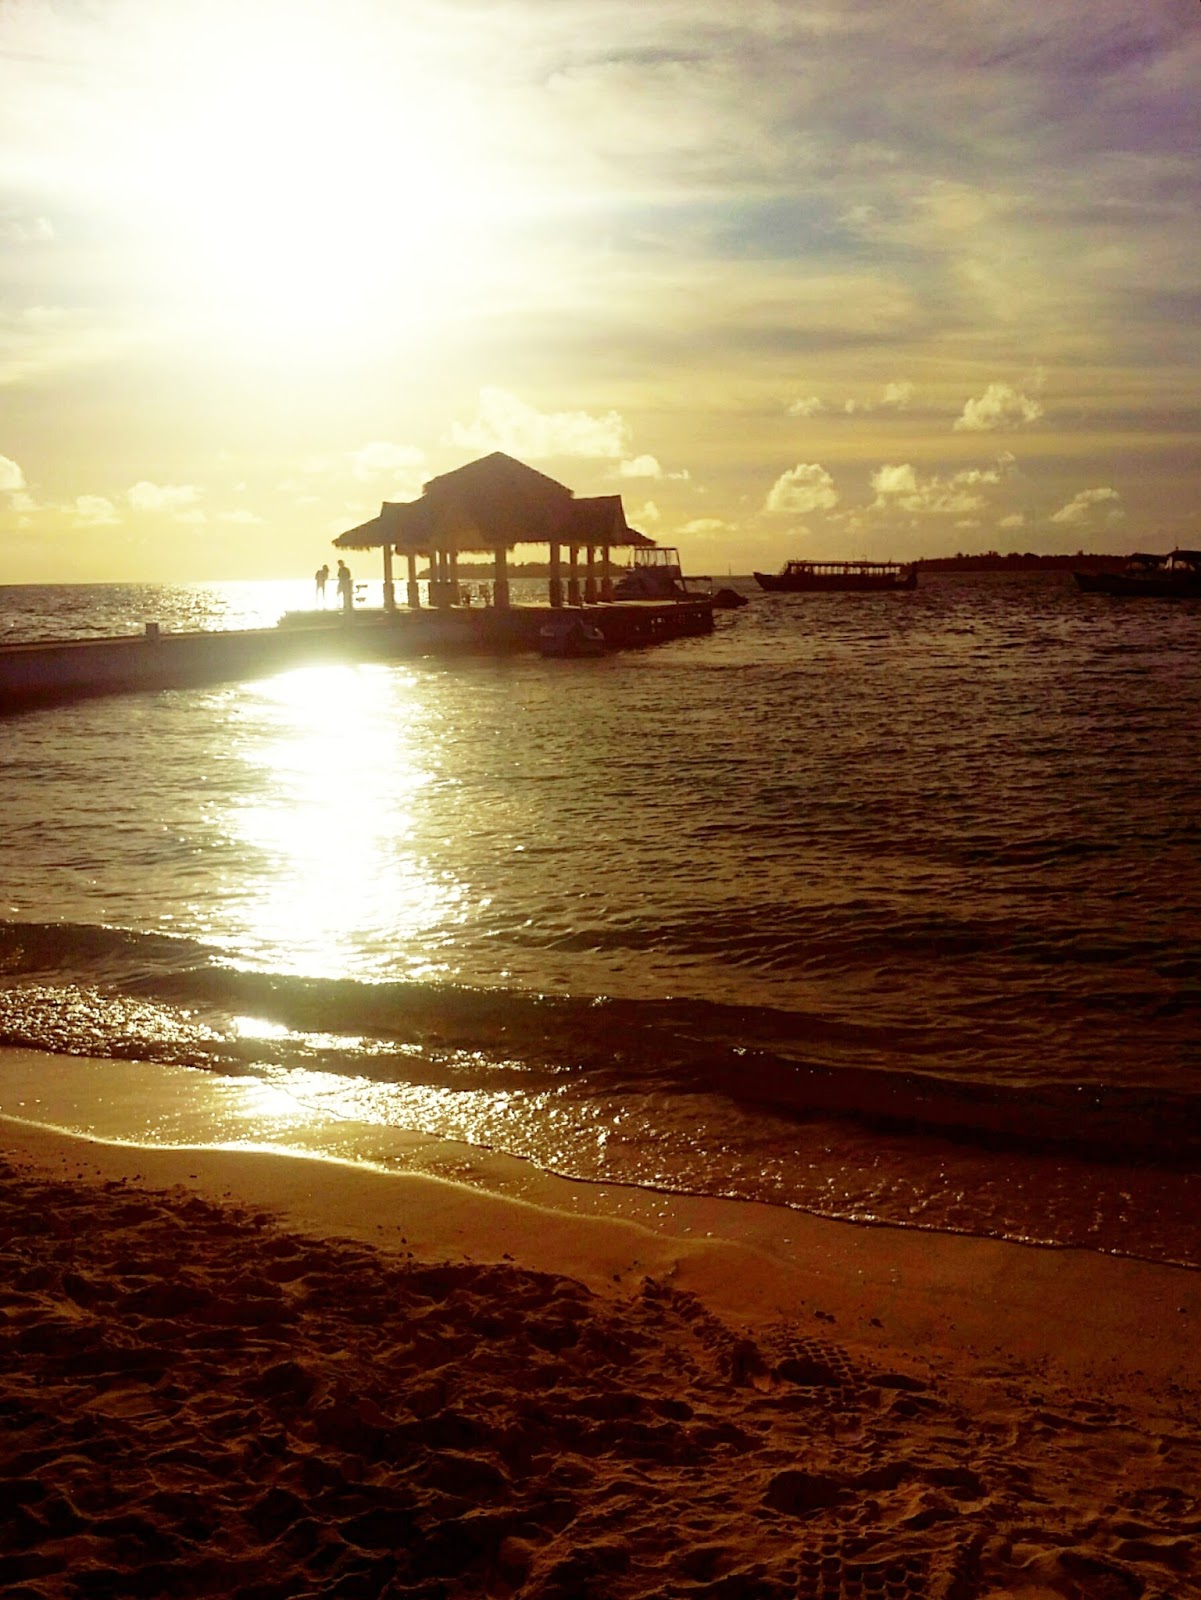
{"left": 0, "top": 0, "right": 1198, "bottom": 582}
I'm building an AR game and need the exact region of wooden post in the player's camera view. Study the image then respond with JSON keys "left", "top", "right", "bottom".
{"left": 600, "top": 544, "right": 614, "bottom": 601}
{"left": 406, "top": 551, "right": 420, "bottom": 608}
{"left": 567, "top": 544, "right": 581, "bottom": 606}
{"left": 449, "top": 548, "right": 460, "bottom": 606}
{"left": 382, "top": 544, "right": 396, "bottom": 612}
{"left": 548, "top": 542, "right": 563, "bottom": 608}
{"left": 494, "top": 544, "right": 510, "bottom": 608}
{"left": 584, "top": 544, "right": 597, "bottom": 604}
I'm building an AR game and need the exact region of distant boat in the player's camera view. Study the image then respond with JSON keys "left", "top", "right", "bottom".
{"left": 754, "top": 559, "right": 918, "bottom": 593}
{"left": 614, "top": 547, "right": 711, "bottom": 601}
{"left": 1074, "top": 550, "right": 1201, "bottom": 597}
{"left": 538, "top": 614, "right": 607, "bottom": 658}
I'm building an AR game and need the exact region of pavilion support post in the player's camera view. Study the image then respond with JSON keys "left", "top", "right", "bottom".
{"left": 448, "top": 548, "right": 460, "bottom": 606}
{"left": 584, "top": 544, "right": 597, "bottom": 604}
{"left": 435, "top": 549, "right": 449, "bottom": 608}
{"left": 406, "top": 552, "right": 420, "bottom": 608}
{"left": 548, "top": 542, "right": 563, "bottom": 607}
{"left": 600, "top": 544, "right": 614, "bottom": 601}
{"left": 493, "top": 544, "right": 510, "bottom": 608}
{"left": 567, "top": 544, "right": 581, "bottom": 606}
{"left": 382, "top": 544, "right": 396, "bottom": 613}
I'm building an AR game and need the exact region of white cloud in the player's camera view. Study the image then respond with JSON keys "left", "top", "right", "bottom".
{"left": 72, "top": 495, "right": 118, "bottom": 526}
{"left": 0, "top": 213, "right": 54, "bottom": 243}
{"left": 349, "top": 441, "right": 425, "bottom": 481}
{"left": 764, "top": 463, "right": 839, "bottom": 515}
{"left": 953, "top": 383, "right": 1044, "bottom": 432}
{"left": 787, "top": 395, "right": 824, "bottom": 417}
{"left": 871, "top": 460, "right": 1007, "bottom": 516}
{"left": 632, "top": 500, "right": 661, "bottom": 526}
{"left": 174, "top": 508, "right": 207, "bottom": 526}
{"left": 871, "top": 463, "right": 918, "bottom": 498}
{"left": 449, "top": 388, "right": 629, "bottom": 460}
{"left": 881, "top": 380, "right": 914, "bottom": 409}
{"left": 127, "top": 480, "right": 200, "bottom": 512}
{"left": 998, "top": 512, "right": 1025, "bottom": 530}
{"left": 0, "top": 454, "right": 25, "bottom": 492}
{"left": 1050, "top": 486, "right": 1123, "bottom": 525}
{"left": 220, "top": 509, "right": 264, "bottom": 525}
{"left": 680, "top": 517, "right": 726, "bottom": 535}
{"left": 619, "top": 454, "right": 662, "bottom": 478}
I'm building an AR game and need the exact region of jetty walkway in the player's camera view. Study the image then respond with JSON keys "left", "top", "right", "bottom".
{"left": 0, "top": 600, "right": 714, "bottom": 715}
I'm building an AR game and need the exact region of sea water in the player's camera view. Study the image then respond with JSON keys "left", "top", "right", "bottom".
{"left": 1, "top": 574, "right": 1199, "bottom": 1266}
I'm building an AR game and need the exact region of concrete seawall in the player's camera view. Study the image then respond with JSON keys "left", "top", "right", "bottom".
{"left": 0, "top": 601, "right": 714, "bottom": 714}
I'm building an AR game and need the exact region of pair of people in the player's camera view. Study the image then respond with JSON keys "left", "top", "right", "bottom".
{"left": 314, "top": 561, "right": 354, "bottom": 610}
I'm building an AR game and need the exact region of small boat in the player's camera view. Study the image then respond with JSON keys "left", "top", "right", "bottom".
{"left": 538, "top": 614, "right": 607, "bottom": 658}
{"left": 613, "top": 547, "right": 711, "bottom": 601}
{"left": 1074, "top": 550, "right": 1201, "bottom": 597}
{"left": 753, "top": 559, "right": 917, "bottom": 593}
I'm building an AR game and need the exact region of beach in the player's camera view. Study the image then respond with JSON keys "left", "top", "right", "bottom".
{"left": 5, "top": 1110, "right": 1201, "bottom": 1600}
{"left": 3, "top": 575, "right": 1200, "bottom": 1596}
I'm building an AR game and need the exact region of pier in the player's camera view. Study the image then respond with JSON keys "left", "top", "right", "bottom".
{"left": 1, "top": 450, "right": 716, "bottom": 714}
{"left": 0, "top": 600, "right": 714, "bottom": 715}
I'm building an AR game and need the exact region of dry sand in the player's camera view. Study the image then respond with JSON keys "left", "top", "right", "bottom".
{"left": 3, "top": 1119, "right": 1200, "bottom": 1599}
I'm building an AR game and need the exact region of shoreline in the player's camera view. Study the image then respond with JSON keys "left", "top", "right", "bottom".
{"left": 4, "top": 1074, "right": 1200, "bottom": 1398}
{"left": 5, "top": 1103, "right": 1201, "bottom": 1595}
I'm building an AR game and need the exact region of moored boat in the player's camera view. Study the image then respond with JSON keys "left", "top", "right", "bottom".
{"left": 1074, "top": 550, "right": 1201, "bottom": 597}
{"left": 538, "top": 614, "right": 607, "bottom": 657}
{"left": 613, "top": 547, "right": 711, "bottom": 601}
{"left": 754, "top": 559, "right": 917, "bottom": 593}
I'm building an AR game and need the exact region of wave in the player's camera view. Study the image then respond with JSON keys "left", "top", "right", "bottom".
{"left": 2, "top": 918, "right": 1200, "bottom": 1171}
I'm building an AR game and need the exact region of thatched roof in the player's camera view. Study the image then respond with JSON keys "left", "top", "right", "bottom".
{"left": 334, "top": 452, "right": 653, "bottom": 553}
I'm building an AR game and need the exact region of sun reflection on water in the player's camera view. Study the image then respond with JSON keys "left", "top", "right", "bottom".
{"left": 221, "top": 665, "right": 465, "bottom": 979}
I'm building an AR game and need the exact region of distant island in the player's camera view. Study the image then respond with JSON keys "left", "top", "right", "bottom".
{"left": 913, "top": 552, "right": 1126, "bottom": 573}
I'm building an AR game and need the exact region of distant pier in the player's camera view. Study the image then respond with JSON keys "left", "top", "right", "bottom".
{"left": 0, "top": 600, "right": 715, "bottom": 715}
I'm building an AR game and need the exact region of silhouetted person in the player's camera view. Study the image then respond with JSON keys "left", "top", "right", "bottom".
{"left": 336, "top": 559, "right": 353, "bottom": 612}
{"left": 315, "top": 563, "right": 329, "bottom": 605}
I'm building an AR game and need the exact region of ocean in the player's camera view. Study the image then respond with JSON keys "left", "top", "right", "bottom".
{"left": 2, "top": 573, "right": 1199, "bottom": 1268}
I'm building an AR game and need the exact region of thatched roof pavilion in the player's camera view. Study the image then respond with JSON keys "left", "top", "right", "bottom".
{"left": 334, "top": 452, "right": 655, "bottom": 610}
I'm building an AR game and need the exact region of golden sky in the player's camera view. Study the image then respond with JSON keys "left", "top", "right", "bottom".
{"left": 1, "top": 0, "right": 1198, "bottom": 581}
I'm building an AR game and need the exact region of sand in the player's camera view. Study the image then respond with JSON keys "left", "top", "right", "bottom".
{"left": 3, "top": 1119, "right": 1200, "bottom": 1599}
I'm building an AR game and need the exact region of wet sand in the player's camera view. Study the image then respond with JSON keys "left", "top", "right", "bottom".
{"left": 3, "top": 1114, "right": 1200, "bottom": 1599}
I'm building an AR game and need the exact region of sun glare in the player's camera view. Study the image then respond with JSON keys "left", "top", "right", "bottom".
{"left": 88, "top": 6, "right": 536, "bottom": 340}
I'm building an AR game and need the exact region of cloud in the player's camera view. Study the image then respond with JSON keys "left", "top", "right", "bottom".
{"left": 871, "top": 460, "right": 1008, "bottom": 515}
{"left": 764, "top": 463, "right": 839, "bottom": 516}
{"left": 680, "top": 517, "right": 727, "bottom": 535}
{"left": 0, "top": 454, "right": 26, "bottom": 493}
{"left": 0, "top": 213, "right": 54, "bottom": 243}
{"left": 787, "top": 396, "right": 824, "bottom": 417}
{"left": 953, "top": 383, "right": 1044, "bottom": 432}
{"left": 349, "top": 441, "right": 425, "bottom": 481}
{"left": 1050, "top": 486, "right": 1123, "bottom": 525}
{"left": 71, "top": 495, "right": 118, "bottom": 526}
{"left": 619, "top": 454, "right": 662, "bottom": 478}
{"left": 127, "top": 480, "right": 200, "bottom": 512}
{"left": 998, "top": 512, "right": 1026, "bottom": 529}
{"left": 220, "top": 509, "right": 264, "bottom": 525}
{"left": 632, "top": 500, "right": 661, "bottom": 526}
{"left": 881, "top": 380, "right": 914, "bottom": 409}
{"left": 449, "top": 388, "right": 629, "bottom": 460}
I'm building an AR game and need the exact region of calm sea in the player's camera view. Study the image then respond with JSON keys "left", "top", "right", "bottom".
{"left": 2, "top": 575, "right": 1199, "bottom": 1266}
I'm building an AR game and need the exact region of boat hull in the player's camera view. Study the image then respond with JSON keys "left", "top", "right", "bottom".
{"left": 1075, "top": 571, "right": 1201, "bottom": 597}
{"left": 754, "top": 570, "right": 917, "bottom": 593}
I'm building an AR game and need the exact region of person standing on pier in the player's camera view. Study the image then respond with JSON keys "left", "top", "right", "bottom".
{"left": 336, "top": 559, "right": 353, "bottom": 613}
{"left": 315, "top": 564, "right": 329, "bottom": 606}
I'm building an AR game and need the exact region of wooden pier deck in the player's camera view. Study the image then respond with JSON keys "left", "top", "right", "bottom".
{"left": 0, "top": 600, "right": 714, "bottom": 715}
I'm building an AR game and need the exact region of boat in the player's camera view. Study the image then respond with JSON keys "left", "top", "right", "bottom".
{"left": 538, "top": 614, "right": 607, "bottom": 658}
{"left": 613, "top": 547, "right": 711, "bottom": 601}
{"left": 1074, "top": 550, "right": 1201, "bottom": 597}
{"left": 753, "top": 559, "right": 917, "bottom": 593}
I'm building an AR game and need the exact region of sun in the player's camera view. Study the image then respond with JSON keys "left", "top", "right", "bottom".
{"left": 83, "top": 4, "right": 537, "bottom": 343}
